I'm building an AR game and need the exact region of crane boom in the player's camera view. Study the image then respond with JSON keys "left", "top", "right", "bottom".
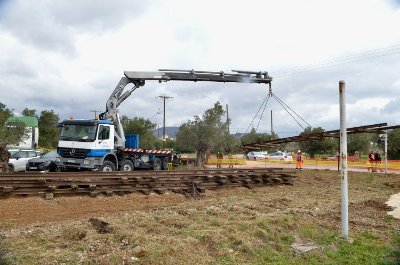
{"left": 100, "top": 69, "right": 272, "bottom": 148}
{"left": 126, "top": 69, "right": 272, "bottom": 84}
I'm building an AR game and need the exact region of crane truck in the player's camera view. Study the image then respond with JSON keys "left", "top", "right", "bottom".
{"left": 57, "top": 69, "right": 272, "bottom": 171}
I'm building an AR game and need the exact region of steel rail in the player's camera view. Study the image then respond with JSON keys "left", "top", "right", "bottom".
{"left": 0, "top": 168, "right": 296, "bottom": 198}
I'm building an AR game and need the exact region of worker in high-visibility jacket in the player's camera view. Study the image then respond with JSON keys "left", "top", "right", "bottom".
{"left": 293, "top": 150, "right": 304, "bottom": 171}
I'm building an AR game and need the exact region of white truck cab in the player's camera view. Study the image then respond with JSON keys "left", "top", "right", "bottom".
{"left": 57, "top": 119, "right": 117, "bottom": 170}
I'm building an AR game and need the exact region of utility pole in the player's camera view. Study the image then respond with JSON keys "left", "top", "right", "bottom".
{"left": 339, "top": 80, "right": 349, "bottom": 240}
{"left": 157, "top": 95, "right": 173, "bottom": 149}
{"left": 384, "top": 131, "right": 388, "bottom": 176}
{"left": 270, "top": 110, "right": 273, "bottom": 135}
{"left": 90, "top": 110, "right": 101, "bottom": 119}
{"left": 226, "top": 104, "right": 230, "bottom": 134}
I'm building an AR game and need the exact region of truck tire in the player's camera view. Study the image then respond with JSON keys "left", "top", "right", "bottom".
{"left": 100, "top": 161, "right": 116, "bottom": 172}
{"left": 161, "top": 157, "right": 169, "bottom": 170}
{"left": 120, "top": 160, "right": 134, "bottom": 171}
{"left": 153, "top": 158, "right": 161, "bottom": 170}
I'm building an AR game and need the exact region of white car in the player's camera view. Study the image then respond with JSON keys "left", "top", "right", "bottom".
{"left": 265, "top": 152, "right": 293, "bottom": 162}
{"left": 7, "top": 148, "right": 20, "bottom": 157}
{"left": 8, "top": 150, "right": 40, "bottom": 172}
{"left": 246, "top": 151, "right": 266, "bottom": 160}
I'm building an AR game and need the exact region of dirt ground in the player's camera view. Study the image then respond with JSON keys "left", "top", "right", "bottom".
{"left": 0, "top": 168, "right": 398, "bottom": 228}
{"left": 0, "top": 193, "right": 188, "bottom": 226}
{"left": 0, "top": 169, "right": 399, "bottom": 264}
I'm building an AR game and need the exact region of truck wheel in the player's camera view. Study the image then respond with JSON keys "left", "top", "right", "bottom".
{"left": 161, "top": 157, "right": 169, "bottom": 170}
{"left": 153, "top": 158, "right": 161, "bottom": 170}
{"left": 120, "top": 160, "right": 134, "bottom": 171}
{"left": 100, "top": 161, "right": 115, "bottom": 172}
{"left": 8, "top": 165, "right": 14, "bottom": 173}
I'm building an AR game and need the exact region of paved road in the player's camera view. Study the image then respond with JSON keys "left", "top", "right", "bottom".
{"left": 211, "top": 159, "right": 399, "bottom": 174}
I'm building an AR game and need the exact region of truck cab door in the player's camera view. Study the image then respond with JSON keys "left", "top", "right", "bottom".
{"left": 97, "top": 125, "right": 113, "bottom": 150}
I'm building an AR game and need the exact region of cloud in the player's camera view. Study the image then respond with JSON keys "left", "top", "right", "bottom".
{"left": 0, "top": 0, "right": 150, "bottom": 54}
{"left": 0, "top": 0, "right": 400, "bottom": 139}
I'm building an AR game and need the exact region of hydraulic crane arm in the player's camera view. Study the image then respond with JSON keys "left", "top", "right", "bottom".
{"left": 125, "top": 69, "right": 272, "bottom": 84}
{"left": 103, "top": 69, "right": 272, "bottom": 120}
{"left": 100, "top": 69, "right": 272, "bottom": 148}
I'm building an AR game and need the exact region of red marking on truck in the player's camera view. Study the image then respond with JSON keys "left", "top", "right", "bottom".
{"left": 124, "top": 148, "right": 171, "bottom": 154}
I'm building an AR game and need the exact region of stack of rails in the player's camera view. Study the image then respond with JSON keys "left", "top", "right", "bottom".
{"left": 0, "top": 168, "right": 295, "bottom": 198}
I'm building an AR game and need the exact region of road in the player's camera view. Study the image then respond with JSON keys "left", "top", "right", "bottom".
{"left": 209, "top": 159, "right": 400, "bottom": 174}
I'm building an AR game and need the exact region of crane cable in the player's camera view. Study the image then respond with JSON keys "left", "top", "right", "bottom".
{"left": 245, "top": 84, "right": 311, "bottom": 134}
{"left": 244, "top": 93, "right": 271, "bottom": 134}
{"left": 272, "top": 93, "right": 312, "bottom": 130}
{"left": 255, "top": 92, "right": 271, "bottom": 132}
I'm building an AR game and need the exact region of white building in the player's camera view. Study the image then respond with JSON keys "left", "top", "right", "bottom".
{"left": 6, "top": 116, "right": 39, "bottom": 149}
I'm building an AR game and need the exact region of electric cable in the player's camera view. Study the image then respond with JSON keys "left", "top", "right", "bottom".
{"left": 272, "top": 44, "right": 400, "bottom": 78}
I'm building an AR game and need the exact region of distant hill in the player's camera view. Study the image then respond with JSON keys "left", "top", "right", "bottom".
{"left": 232, "top": 132, "right": 245, "bottom": 140}
{"left": 152, "top": 128, "right": 249, "bottom": 140}
{"left": 152, "top": 127, "right": 250, "bottom": 139}
{"left": 152, "top": 127, "right": 180, "bottom": 139}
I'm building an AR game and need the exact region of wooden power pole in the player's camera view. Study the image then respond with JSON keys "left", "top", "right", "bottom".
{"left": 157, "top": 95, "right": 173, "bottom": 148}
{"left": 90, "top": 110, "right": 101, "bottom": 119}
{"left": 226, "top": 104, "right": 230, "bottom": 134}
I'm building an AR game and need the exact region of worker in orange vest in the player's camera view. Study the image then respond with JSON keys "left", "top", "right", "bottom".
{"left": 293, "top": 150, "right": 304, "bottom": 171}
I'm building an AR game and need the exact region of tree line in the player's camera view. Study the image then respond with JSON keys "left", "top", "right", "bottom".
{"left": 1, "top": 101, "right": 400, "bottom": 167}
{"left": 175, "top": 102, "right": 400, "bottom": 164}
{"left": 0, "top": 104, "right": 60, "bottom": 148}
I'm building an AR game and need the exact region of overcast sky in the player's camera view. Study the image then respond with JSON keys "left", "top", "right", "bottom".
{"left": 1, "top": 0, "right": 399, "bottom": 137}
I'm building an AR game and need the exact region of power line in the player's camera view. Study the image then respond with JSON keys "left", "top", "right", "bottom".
{"left": 148, "top": 108, "right": 162, "bottom": 121}
{"left": 272, "top": 43, "right": 400, "bottom": 78}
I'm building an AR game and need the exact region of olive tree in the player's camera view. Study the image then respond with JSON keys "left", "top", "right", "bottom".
{"left": 298, "top": 127, "right": 337, "bottom": 158}
{"left": 38, "top": 110, "right": 60, "bottom": 148}
{"left": 0, "top": 102, "right": 26, "bottom": 172}
{"left": 0, "top": 102, "right": 26, "bottom": 146}
{"left": 347, "top": 133, "right": 372, "bottom": 157}
{"left": 388, "top": 128, "right": 400, "bottom": 160}
{"left": 175, "top": 102, "right": 228, "bottom": 168}
{"left": 123, "top": 117, "right": 161, "bottom": 149}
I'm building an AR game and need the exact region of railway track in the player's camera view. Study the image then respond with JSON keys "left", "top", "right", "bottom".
{"left": 0, "top": 168, "right": 296, "bottom": 198}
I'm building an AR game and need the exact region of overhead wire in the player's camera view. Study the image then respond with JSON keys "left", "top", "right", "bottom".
{"left": 146, "top": 43, "right": 400, "bottom": 98}
{"left": 272, "top": 43, "right": 400, "bottom": 78}
{"left": 144, "top": 43, "right": 400, "bottom": 134}
{"left": 244, "top": 44, "right": 400, "bottom": 134}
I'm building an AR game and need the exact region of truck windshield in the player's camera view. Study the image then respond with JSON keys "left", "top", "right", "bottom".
{"left": 60, "top": 124, "right": 97, "bottom": 142}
